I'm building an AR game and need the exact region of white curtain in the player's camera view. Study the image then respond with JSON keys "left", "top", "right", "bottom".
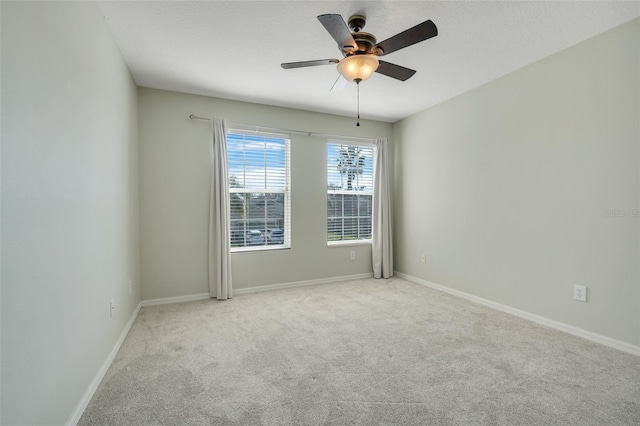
{"left": 209, "top": 118, "right": 233, "bottom": 299}
{"left": 372, "top": 137, "right": 393, "bottom": 279}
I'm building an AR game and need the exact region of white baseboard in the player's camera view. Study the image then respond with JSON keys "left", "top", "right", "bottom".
{"left": 66, "top": 302, "right": 142, "bottom": 426}
{"left": 140, "top": 273, "right": 375, "bottom": 307}
{"left": 141, "top": 293, "right": 210, "bottom": 307}
{"left": 395, "top": 271, "right": 640, "bottom": 357}
{"left": 233, "top": 273, "right": 374, "bottom": 295}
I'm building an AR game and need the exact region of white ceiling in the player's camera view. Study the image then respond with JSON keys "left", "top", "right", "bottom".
{"left": 98, "top": 1, "right": 639, "bottom": 123}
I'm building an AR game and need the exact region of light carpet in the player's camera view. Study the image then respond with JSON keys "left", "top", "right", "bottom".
{"left": 79, "top": 277, "right": 640, "bottom": 425}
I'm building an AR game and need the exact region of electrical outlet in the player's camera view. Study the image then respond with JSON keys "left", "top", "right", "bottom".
{"left": 420, "top": 253, "right": 426, "bottom": 263}
{"left": 110, "top": 299, "right": 116, "bottom": 317}
{"left": 573, "top": 285, "right": 587, "bottom": 302}
{"left": 128, "top": 280, "right": 132, "bottom": 295}
{"left": 350, "top": 251, "right": 356, "bottom": 261}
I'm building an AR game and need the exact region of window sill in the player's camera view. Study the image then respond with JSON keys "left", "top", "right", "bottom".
{"left": 327, "top": 240, "right": 372, "bottom": 248}
{"left": 232, "top": 245, "right": 291, "bottom": 254}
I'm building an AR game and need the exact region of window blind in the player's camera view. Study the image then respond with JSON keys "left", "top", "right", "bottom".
{"left": 327, "top": 142, "right": 374, "bottom": 243}
{"left": 227, "top": 131, "right": 291, "bottom": 250}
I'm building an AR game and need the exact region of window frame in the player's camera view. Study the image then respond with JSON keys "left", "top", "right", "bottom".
{"left": 227, "top": 129, "right": 291, "bottom": 253}
{"left": 326, "top": 141, "right": 374, "bottom": 246}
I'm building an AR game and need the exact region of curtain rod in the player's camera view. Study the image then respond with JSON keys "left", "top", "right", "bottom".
{"left": 188, "top": 114, "right": 376, "bottom": 143}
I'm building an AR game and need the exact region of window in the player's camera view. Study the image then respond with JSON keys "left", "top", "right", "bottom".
{"left": 327, "top": 142, "right": 374, "bottom": 244}
{"left": 227, "top": 131, "right": 290, "bottom": 251}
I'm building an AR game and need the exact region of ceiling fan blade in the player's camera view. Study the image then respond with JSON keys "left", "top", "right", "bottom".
{"left": 330, "top": 75, "right": 349, "bottom": 92}
{"left": 281, "top": 59, "right": 339, "bottom": 69}
{"left": 375, "top": 60, "right": 417, "bottom": 81}
{"left": 317, "top": 14, "right": 357, "bottom": 53}
{"left": 374, "top": 19, "right": 437, "bottom": 56}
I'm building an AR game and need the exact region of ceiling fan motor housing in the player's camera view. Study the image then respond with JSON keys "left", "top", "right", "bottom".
{"left": 351, "top": 32, "right": 377, "bottom": 55}
{"left": 345, "top": 15, "right": 378, "bottom": 55}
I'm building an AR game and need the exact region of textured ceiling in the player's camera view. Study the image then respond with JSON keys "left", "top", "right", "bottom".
{"left": 99, "top": 1, "right": 639, "bottom": 123}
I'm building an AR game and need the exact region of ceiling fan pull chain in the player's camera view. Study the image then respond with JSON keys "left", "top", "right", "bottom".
{"left": 356, "top": 79, "right": 361, "bottom": 127}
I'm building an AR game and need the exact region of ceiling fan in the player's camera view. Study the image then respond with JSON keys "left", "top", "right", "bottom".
{"left": 281, "top": 14, "right": 438, "bottom": 86}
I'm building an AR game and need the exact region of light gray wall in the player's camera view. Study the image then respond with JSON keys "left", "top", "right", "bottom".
{"left": 393, "top": 18, "right": 640, "bottom": 346}
{"left": 1, "top": 2, "right": 140, "bottom": 424}
{"left": 138, "top": 88, "right": 393, "bottom": 300}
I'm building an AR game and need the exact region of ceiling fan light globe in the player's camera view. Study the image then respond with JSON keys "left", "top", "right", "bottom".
{"left": 337, "top": 55, "right": 379, "bottom": 82}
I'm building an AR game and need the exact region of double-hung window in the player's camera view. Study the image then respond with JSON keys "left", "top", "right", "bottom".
{"left": 227, "top": 130, "right": 290, "bottom": 251}
{"left": 327, "top": 141, "right": 374, "bottom": 244}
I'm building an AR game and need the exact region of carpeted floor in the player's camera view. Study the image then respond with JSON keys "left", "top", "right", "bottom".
{"left": 79, "top": 277, "right": 640, "bottom": 425}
